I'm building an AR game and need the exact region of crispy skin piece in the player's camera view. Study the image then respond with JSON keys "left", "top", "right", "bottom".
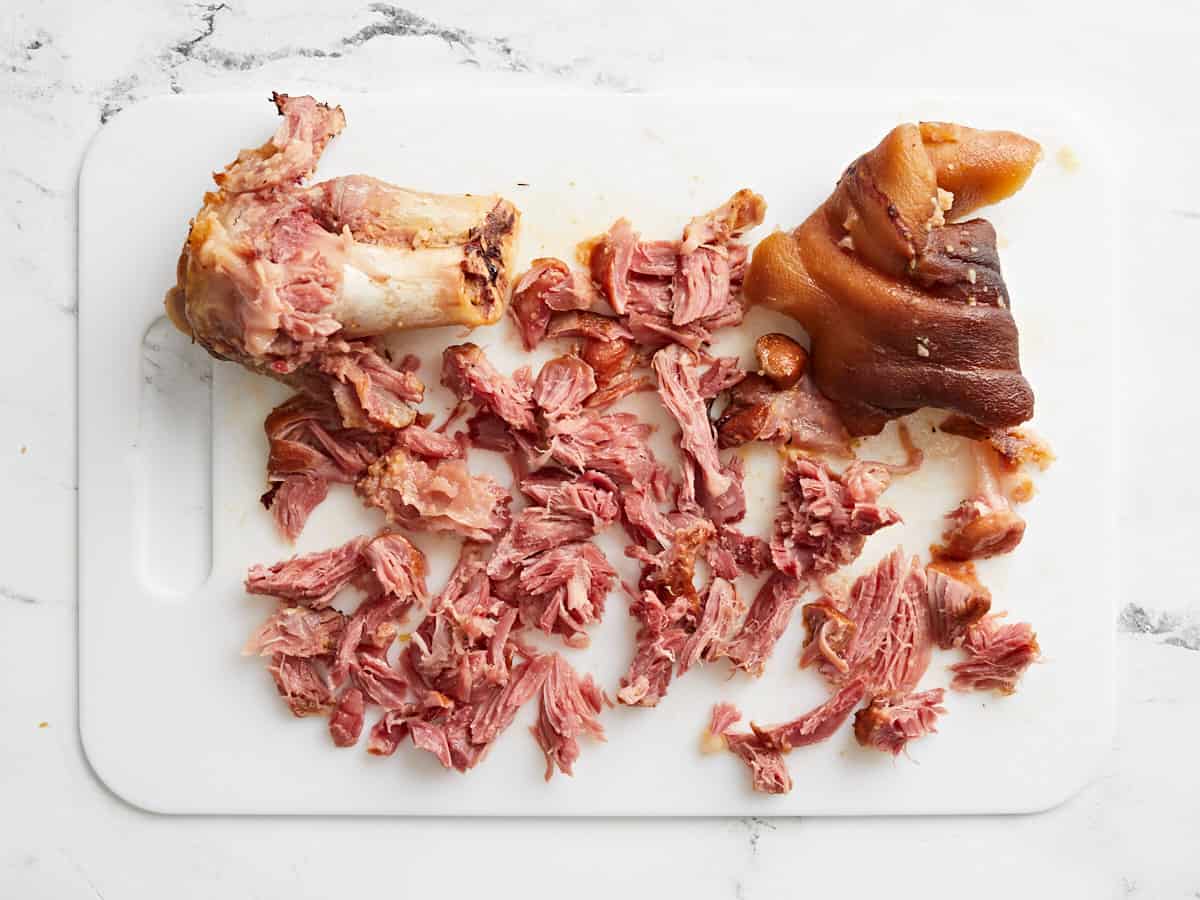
{"left": 744, "top": 122, "right": 1041, "bottom": 435}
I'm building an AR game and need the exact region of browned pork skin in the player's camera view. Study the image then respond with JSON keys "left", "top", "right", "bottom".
{"left": 744, "top": 122, "right": 1041, "bottom": 435}
{"left": 164, "top": 93, "right": 520, "bottom": 402}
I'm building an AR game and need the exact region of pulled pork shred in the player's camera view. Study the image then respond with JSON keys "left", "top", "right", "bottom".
{"left": 853, "top": 689, "right": 946, "bottom": 756}
{"left": 950, "top": 614, "right": 1040, "bottom": 694}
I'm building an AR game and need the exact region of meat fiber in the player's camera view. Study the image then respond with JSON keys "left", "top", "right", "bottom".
{"left": 361, "top": 531, "right": 428, "bottom": 603}
{"left": 510, "top": 258, "right": 597, "bottom": 349}
{"left": 244, "top": 606, "right": 345, "bottom": 658}
{"left": 950, "top": 615, "right": 1040, "bottom": 694}
{"left": 261, "top": 393, "right": 392, "bottom": 539}
{"left": 542, "top": 412, "right": 663, "bottom": 491}
{"left": 357, "top": 448, "right": 512, "bottom": 542}
{"left": 934, "top": 441, "right": 1026, "bottom": 561}
{"left": 245, "top": 536, "right": 367, "bottom": 607}
{"left": 616, "top": 590, "right": 690, "bottom": 707}
{"left": 673, "top": 190, "right": 766, "bottom": 326}
{"left": 770, "top": 457, "right": 901, "bottom": 582}
{"left": 517, "top": 543, "right": 616, "bottom": 648}
{"left": 748, "top": 679, "right": 867, "bottom": 753}
{"left": 799, "top": 599, "right": 857, "bottom": 674}
{"left": 314, "top": 344, "right": 424, "bottom": 431}
{"left": 329, "top": 687, "right": 366, "bottom": 747}
{"left": 723, "top": 680, "right": 866, "bottom": 794}
{"left": 715, "top": 573, "right": 803, "bottom": 677}
{"left": 441, "top": 343, "right": 537, "bottom": 433}
{"left": 678, "top": 578, "right": 746, "bottom": 675}
{"left": 396, "top": 425, "right": 464, "bottom": 460}
{"left": 853, "top": 689, "right": 946, "bottom": 755}
{"left": 165, "top": 93, "right": 519, "bottom": 413}
{"left": 926, "top": 560, "right": 992, "bottom": 649}
{"left": 268, "top": 653, "right": 335, "bottom": 717}
{"left": 803, "top": 548, "right": 933, "bottom": 697}
{"left": 533, "top": 355, "right": 597, "bottom": 420}
{"left": 531, "top": 654, "right": 607, "bottom": 779}
{"left": 653, "top": 344, "right": 731, "bottom": 497}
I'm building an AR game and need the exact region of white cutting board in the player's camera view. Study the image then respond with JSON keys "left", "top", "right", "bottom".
{"left": 78, "top": 92, "right": 1116, "bottom": 815}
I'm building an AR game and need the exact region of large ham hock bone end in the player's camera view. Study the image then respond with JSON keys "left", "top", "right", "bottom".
{"left": 164, "top": 93, "right": 521, "bottom": 381}
{"left": 743, "top": 121, "right": 1041, "bottom": 436}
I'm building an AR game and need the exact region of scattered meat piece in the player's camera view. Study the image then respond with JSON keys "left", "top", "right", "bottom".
{"left": 314, "top": 344, "right": 424, "bottom": 431}
{"left": 510, "top": 258, "right": 598, "bottom": 350}
{"left": 329, "top": 688, "right": 366, "bottom": 747}
{"left": 396, "top": 425, "right": 463, "bottom": 460}
{"left": 697, "top": 354, "right": 745, "bottom": 400}
{"left": 715, "top": 573, "right": 803, "bottom": 676}
{"left": 244, "top": 606, "right": 345, "bottom": 658}
{"left": 678, "top": 578, "right": 745, "bottom": 674}
{"left": 517, "top": 543, "right": 616, "bottom": 647}
{"left": 261, "top": 393, "right": 391, "bottom": 539}
{"left": 925, "top": 560, "right": 992, "bottom": 648}
{"left": 245, "top": 536, "right": 367, "bottom": 607}
{"left": 632, "top": 519, "right": 715, "bottom": 618}
{"left": 352, "top": 648, "right": 410, "bottom": 709}
{"left": 716, "top": 370, "right": 851, "bottom": 455}
{"left": 442, "top": 343, "right": 536, "bottom": 433}
{"left": 468, "top": 654, "right": 554, "bottom": 749}
{"left": 744, "top": 122, "right": 1041, "bottom": 435}
{"left": 950, "top": 615, "right": 1040, "bottom": 694}
{"left": 673, "top": 190, "right": 766, "bottom": 326}
{"left": 409, "top": 719, "right": 455, "bottom": 769}
{"left": 933, "top": 442, "right": 1025, "bottom": 561}
{"left": 754, "top": 333, "right": 808, "bottom": 389}
{"left": 770, "top": 457, "right": 901, "bottom": 582}
{"left": 713, "top": 525, "right": 773, "bottom": 578}
{"left": 580, "top": 334, "right": 651, "bottom": 410}
{"left": 724, "top": 680, "right": 865, "bottom": 794}
{"left": 330, "top": 592, "right": 410, "bottom": 686}
{"left": 518, "top": 471, "right": 622, "bottom": 526}
{"left": 799, "top": 599, "right": 857, "bottom": 674}
{"left": 840, "top": 423, "right": 924, "bottom": 503}
{"left": 680, "top": 189, "right": 768, "bottom": 256}
{"left": 268, "top": 653, "right": 334, "bottom": 717}
{"left": 531, "top": 654, "right": 607, "bottom": 780}
{"left": 653, "top": 344, "right": 731, "bottom": 497}
{"left": 632, "top": 239, "right": 681, "bottom": 276}
{"left": 488, "top": 474, "right": 620, "bottom": 581}
{"left": 357, "top": 448, "right": 512, "bottom": 542}
{"left": 702, "top": 702, "right": 743, "bottom": 753}
{"left": 616, "top": 589, "right": 691, "bottom": 707}
{"left": 543, "top": 412, "right": 663, "bottom": 491}
{"left": 806, "top": 549, "right": 933, "bottom": 696}
{"left": 366, "top": 708, "right": 411, "bottom": 756}
{"left": 725, "top": 733, "right": 792, "bottom": 794}
{"left": 533, "top": 355, "right": 597, "bottom": 420}
{"left": 588, "top": 218, "right": 638, "bottom": 315}
{"left": 853, "top": 689, "right": 946, "bottom": 756}
{"left": 749, "top": 679, "right": 867, "bottom": 753}
{"left": 362, "top": 531, "right": 428, "bottom": 603}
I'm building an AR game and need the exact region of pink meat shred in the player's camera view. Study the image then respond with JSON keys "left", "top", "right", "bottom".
{"left": 268, "top": 653, "right": 334, "bottom": 717}
{"left": 853, "top": 689, "right": 946, "bottom": 756}
{"left": 510, "top": 258, "right": 597, "bottom": 350}
{"left": 652, "top": 343, "right": 731, "bottom": 498}
{"left": 770, "top": 456, "right": 902, "bottom": 581}
{"left": 244, "top": 606, "right": 345, "bottom": 658}
{"left": 329, "top": 687, "right": 366, "bottom": 747}
{"left": 531, "top": 654, "right": 607, "bottom": 780}
{"left": 802, "top": 548, "right": 933, "bottom": 697}
{"left": 715, "top": 573, "right": 803, "bottom": 677}
{"left": 245, "top": 536, "right": 367, "bottom": 607}
{"left": 533, "top": 355, "right": 597, "bottom": 420}
{"left": 934, "top": 442, "right": 1026, "bottom": 561}
{"left": 517, "top": 543, "right": 616, "bottom": 648}
{"left": 441, "top": 343, "right": 537, "bottom": 433}
{"left": 950, "top": 615, "right": 1040, "bottom": 694}
{"left": 926, "top": 562, "right": 992, "bottom": 649}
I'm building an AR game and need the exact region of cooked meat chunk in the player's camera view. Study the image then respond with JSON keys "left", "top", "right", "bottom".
{"left": 925, "top": 559, "right": 992, "bottom": 648}
{"left": 744, "top": 121, "right": 1041, "bottom": 435}
{"left": 853, "top": 689, "right": 946, "bottom": 756}
{"left": 165, "top": 93, "right": 519, "bottom": 415}
{"left": 950, "top": 615, "right": 1040, "bottom": 694}
{"left": 934, "top": 442, "right": 1025, "bottom": 560}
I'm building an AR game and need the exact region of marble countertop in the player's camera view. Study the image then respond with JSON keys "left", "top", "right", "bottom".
{"left": 2, "top": 1, "right": 1198, "bottom": 897}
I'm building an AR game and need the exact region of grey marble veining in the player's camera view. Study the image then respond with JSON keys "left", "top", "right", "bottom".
{"left": 1, "top": 0, "right": 1199, "bottom": 897}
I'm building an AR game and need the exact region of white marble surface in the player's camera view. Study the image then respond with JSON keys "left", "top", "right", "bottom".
{"left": 1, "top": 0, "right": 1198, "bottom": 896}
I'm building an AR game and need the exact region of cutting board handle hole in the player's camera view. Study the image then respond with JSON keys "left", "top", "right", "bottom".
{"left": 135, "top": 317, "right": 213, "bottom": 599}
